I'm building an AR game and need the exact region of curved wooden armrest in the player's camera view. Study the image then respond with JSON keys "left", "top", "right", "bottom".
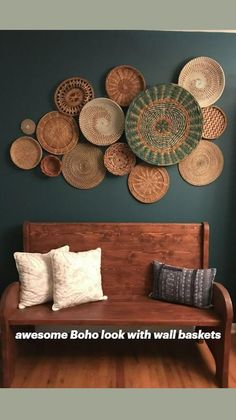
{"left": 212, "top": 282, "right": 234, "bottom": 323}
{"left": 0, "top": 282, "right": 20, "bottom": 323}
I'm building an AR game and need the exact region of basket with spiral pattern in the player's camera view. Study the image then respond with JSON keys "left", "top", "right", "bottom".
{"left": 178, "top": 57, "right": 225, "bottom": 107}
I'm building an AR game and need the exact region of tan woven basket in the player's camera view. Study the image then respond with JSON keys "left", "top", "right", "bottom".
{"left": 178, "top": 56, "right": 225, "bottom": 107}
{"left": 62, "top": 143, "right": 106, "bottom": 189}
{"left": 79, "top": 98, "right": 125, "bottom": 146}
{"left": 10, "top": 137, "right": 42, "bottom": 170}
{"left": 202, "top": 106, "right": 227, "bottom": 140}
{"left": 104, "top": 143, "right": 136, "bottom": 176}
{"left": 128, "top": 163, "right": 169, "bottom": 203}
{"left": 178, "top": 140, "right": 224, "bottom": 186}
{"left": 20, "top": 119, "right": 36, "bottom": 135}
{"left": 40, "top": 155, "right": 62, "bottom": 177}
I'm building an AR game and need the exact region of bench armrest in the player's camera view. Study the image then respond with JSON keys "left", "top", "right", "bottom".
{"left": 212, "top": 282, "right": 233, "bottom": 323}
{"left": 0, "top": 282, "right": 19, "bottom": 323}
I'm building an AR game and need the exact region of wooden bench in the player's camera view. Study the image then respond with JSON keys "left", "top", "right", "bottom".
{"left": 0, "top": 222, "right": 233, "bottom": 387}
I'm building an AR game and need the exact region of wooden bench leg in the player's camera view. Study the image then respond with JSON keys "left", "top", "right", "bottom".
{"left": 1, "top": 324, "right": 16, "bottom": 388}
{"left": 203, "top": 325, "right": 231, "bottom": 388}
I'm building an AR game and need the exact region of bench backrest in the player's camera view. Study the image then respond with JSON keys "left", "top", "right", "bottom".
{"left": 23, "top": 222, "right": 209, "bottom": 299}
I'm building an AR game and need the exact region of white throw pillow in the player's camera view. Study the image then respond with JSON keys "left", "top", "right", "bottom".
{"left": 14, "top": 245, "right": 69, "bottom": 309}
{"left": 51, "top": 247, "right": 107, "bottom": 311}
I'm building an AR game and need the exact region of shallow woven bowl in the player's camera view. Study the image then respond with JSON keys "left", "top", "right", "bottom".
{"left": 79, "top": 98, "right": 125, "bottom": 146}
{"left": 178, "top": 140, "right": 224, "bottom": 186}
{"left": 202, "top": 106, "right": 227, "bottom": 140}
{"left": 40, "top": 155, "right": 62, "bottom": 177}
{"left": 125, "top": 83, "right": 203, "bottom": 166}
{"left": 62, "top": 143, "right": 106, "bottom": 189}
{"left": 128, "top": 163, "right": 169, "bottom": 203}
{"left": 54, "top": 77, "right": 94, "bottom": 116}
{"left": 104, "top": 142, "right": 136, "bottom": 176}
{"left": 178, "top": 56, "right": 225, "bottom": 107}
{"left": 36, "top": 111, "right": 79, "bottom": 155}
{"left": 105, "top": 65, "right": 146, "bottom": 107}
{"left": 10, "top": 136, "right": 42, "bottom": 170}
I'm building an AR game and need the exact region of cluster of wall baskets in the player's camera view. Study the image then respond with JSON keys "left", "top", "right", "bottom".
{"left": 9, "top": 57, "right": 227, "bottom": 204}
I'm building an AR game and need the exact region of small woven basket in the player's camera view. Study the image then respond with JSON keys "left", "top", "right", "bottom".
{"left": 104, "top": 143, "right": 136, "bottom": 176}
{"left": 40, "top": 155, "right": 62, "bottom": 177}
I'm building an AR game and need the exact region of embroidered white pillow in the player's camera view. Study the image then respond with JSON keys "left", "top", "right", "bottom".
{"left": 14, "top": 245, "right": 69, "bottom": 309}
{"left": 51, "top": 247, "right": 107, "bottom": 311}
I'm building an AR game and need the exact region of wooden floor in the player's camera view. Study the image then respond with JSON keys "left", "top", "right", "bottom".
{"left": 1, "top": 334, "right": 236, "bottom": 388}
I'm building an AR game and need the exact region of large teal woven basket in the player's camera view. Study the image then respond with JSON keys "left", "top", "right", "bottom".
{"left": 125, "top": 83, "right": 203, "bottom": 166}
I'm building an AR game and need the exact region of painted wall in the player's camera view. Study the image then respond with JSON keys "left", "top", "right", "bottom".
{"left": 0, "top": 30, "right": 235, "bottom": 309}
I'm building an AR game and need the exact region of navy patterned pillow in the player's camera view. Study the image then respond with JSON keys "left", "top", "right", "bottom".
{"left": 150, "top": 261, "right": 216, "bottom": 308}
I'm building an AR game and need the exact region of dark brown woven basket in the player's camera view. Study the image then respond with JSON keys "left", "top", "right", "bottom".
{"left": 40, "top": 155, "right": 62, "bottom": 177}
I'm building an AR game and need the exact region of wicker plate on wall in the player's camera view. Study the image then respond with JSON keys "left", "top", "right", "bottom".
{"left": 128, "top": 163, "right": 169, "bottom": 203}
{"left": 202, "top": 106, "right": 227, "bottom": 140}
{"left": 178, "top": 57, "right": 225, "bottom": 107}
{"left": 104, "top": 142, "right": 136, "bottom": 175}
{"left": 10, "top": 136, "right": 42, "bottom": 169}
{"left": 54, "top": 77, "right": 94, "bottom": 117}
{"left": 178, "top": 140, "right": 224, "bottom": 186}
{"left": 62, "top": 143, "right": 106, "bottom": 189}
{"left": 79, "top": 98, "right": 125, "bottom": 146}
{"left": 40, "top": 155, "right": 62, "bottom": 177}
{"left": 36, "top": 111, "right": 79, "bottom": 155}
{"left": 105, "top": 65, "right": 146, "bottom": 107}
{"left": 125, "top": 84, "right": 203, "bottom": 166}
{"left": 20, "top": 119, "right": 36, "bottom": 135}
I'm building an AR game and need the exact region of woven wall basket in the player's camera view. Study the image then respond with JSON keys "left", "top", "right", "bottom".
{"left": 79, "top": 98, "right": 125, "bottom": 146}
{"left": 105, "top": 65, "right": 146, "bottom": 107}
{"left": 202, "top": 106, "right": 227, "bottom": 140}
{"left": 40, "top": 155, "right": 62, "bottom": 177}
{"left": 178, "top": 56, "right": 225, "bottom": 107}
{"left": 125, "top": 84, "right": 203, "bottom": 166}
{"left": 62, "top": 143, "right": 106, "bottom": 189}
{"left": 10, "top": 136, "right": 42, "bottom": 170}
{"left": 20, "top": 119, "right": 36, "bottom": 135}
{"left": 104, "top": 142, "right": 136, "bottom": 176}
{"left": 178, "top": 140, "right": 224, "bottom": 186}
{"left": 128, "top": 163, "right": 169, "bottom": 203}
{"left": 36, "top": 111, "right": 79, "bottom": 155}
{"left": 54, "top": 77, "right": 94, "bottom": 117}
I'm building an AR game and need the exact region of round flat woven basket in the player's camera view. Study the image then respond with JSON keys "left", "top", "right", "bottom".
{"left": 105, "top": 65, "right": 146, "bottom": 107}
{"left": 40, "top": 155, "right": 62, "bottom": 177}
{"left": 20, "top": 119, "right": 36, "bottom": 135}
{"left": 178, "top": 140, "right": 224, "bottom": 186}
{"left": 10, "top": 136, "right": 42, "bottom": 170}
{"left": 79, "top": 98, "right": 125, "bottom": 146}
{"left": 54, "top": 77, "right": 94, "bottom": 117}
{"left": 125, "top": 83, "right": 203, "bottom": 166}
{"left": 202, "top": 106, "right": 227, "bottom": 140}
{"left": 62, "top": 143, "right": 106, "bottom": 189}
{"left": 178, "top": 56, "right": 225, "bottom": 107}
{"left": 128, "top": 163, "right": 169, "bottom": 203}
{"left": 36, "top": 111, "right": 79, "bottom": 155}
{"left": 104, "top": 142, "right": 136, "bottom": 176}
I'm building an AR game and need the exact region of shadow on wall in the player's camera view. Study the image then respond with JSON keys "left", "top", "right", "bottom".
{"left": 0, "top": 225, "right": 22, "bottom": 295}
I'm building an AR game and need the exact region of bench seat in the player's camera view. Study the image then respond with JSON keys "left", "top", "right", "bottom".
{"left": 9, "top": 296, "right": 222, "bottom": 327}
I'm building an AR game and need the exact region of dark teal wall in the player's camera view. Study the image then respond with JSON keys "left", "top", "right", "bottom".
{"left": 0, "top": 30, "right": 236, "bottom": 310}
